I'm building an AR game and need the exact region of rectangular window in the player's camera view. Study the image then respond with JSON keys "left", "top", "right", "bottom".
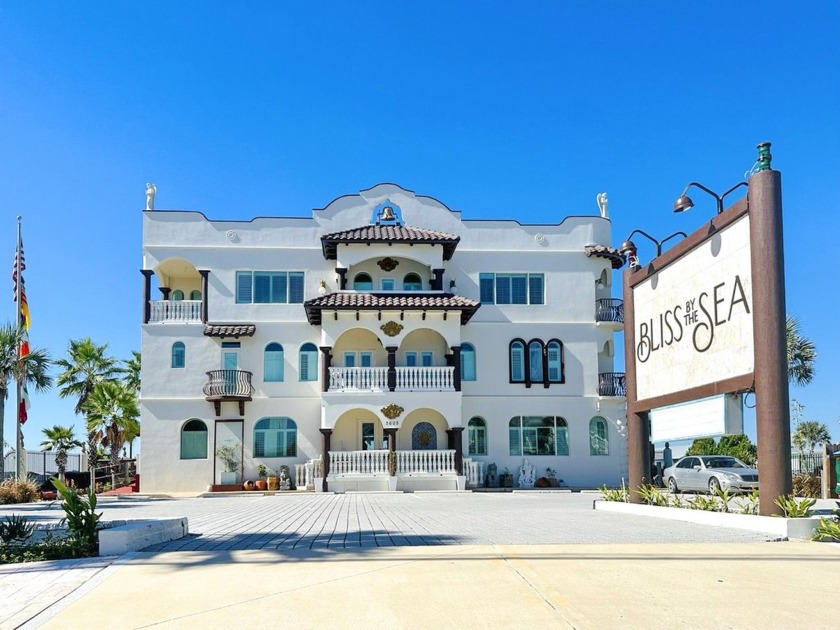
{"left": 405, "top": 352, "right": 417, "bottom": 367}
{"left": 362, "top": 422, "right": 375, "bottom": 451}
{"left": 381, "top": 278, "right": 395, "bottom": 291}
{"left": 421, "top": 352, "right": 433, "bottom": 367}
{"left": 236, "top": 271, "right": 305, "bottom": 304}
{"left": 479, "top": 273, "right": 545, "bottom": 305}
{"left": 360, "top": 352, "right": 373, "bottom": 367}
{"left": 344, "top": 352, "right": 356, "bottom": 368}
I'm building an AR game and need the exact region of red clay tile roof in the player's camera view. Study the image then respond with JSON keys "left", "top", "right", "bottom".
{"left": 304, "top": 292, "right": 480, "bottom": 325}
{"left": 585, "top": 244, "right": 625, "bottom": 269}
{"left": 321, "top": 225, "right": 460, "bottom": 260}
{"left": 204, "top": 324, "right": 256, "bottom": 338}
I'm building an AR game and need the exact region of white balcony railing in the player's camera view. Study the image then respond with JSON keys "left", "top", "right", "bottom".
{"left": 328, "top": 367, "right": 389, "bottom": 392}
{"left": 395, "top": 366, "right": 454, "bottom": 391}
{"left": 149, "top": 300, "right": 201, "bottom": 323}
{"left": 325, "top": 449, "right": 458, "bottom": 476}
{"left": 326, "top": 366, "right": 456, "bottom": 392}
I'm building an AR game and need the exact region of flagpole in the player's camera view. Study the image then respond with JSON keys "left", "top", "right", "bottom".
{"left": 15, "top": 216, "right": 25, "bottom": 480}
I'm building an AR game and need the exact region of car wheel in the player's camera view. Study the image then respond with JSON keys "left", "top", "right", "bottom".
{"left": 668, "top": 477, "right": 678, "bottom": 494}
{"left": 708, "top": 477, "right": 721, "bottom": 493}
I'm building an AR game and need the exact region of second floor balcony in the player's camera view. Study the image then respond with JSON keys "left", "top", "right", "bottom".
{"left": 598, "top": 372, "right": 626, "bottom": 397}
{"left": 595, "top": 298, "right": 624, "bottom": 325}
{"left": 150, "top": 299, "right": 202, "bottom": 323}
{"left": 327, "top": 366, "right": 456, "bottom": 393}
{"left": 203, "top": 369, "right": 253, "bottom": 415}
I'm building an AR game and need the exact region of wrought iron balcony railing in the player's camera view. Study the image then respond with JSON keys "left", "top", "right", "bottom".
{"left": 595, "top": 298, "right": 624, "bottom": 324}
{"left": 598, "top": 372, "right": 626, "bottom": 397}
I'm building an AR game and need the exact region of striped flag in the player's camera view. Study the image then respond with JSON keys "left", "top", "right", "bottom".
{"left": 13, "top": 238, "right": 30, "bottom": 424}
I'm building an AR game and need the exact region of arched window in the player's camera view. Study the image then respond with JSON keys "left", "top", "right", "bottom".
{"left": 254, "top": 417, "right": 297, "bottom": 457}
{"left": 403, "top": 273, "right": 422, "bottom": 291}
{"left": 190, "top": 289, "right": 202, "bottom": 300}
{"left": 180, "top": 419, "right": 207, "bottom": 459}
{"left": 411, "top": 422, "right": 437, "bottom": 450}
{"left": 460, "top": 343, "right": 476, "bottom": 381}
{"left": 299, "top": 343, "right": 319, "bottom": 381}
{"left": 353, "top": 273, "right": 373, "bottom": 290}
{"left": 509, "top": 340, "right": 525, "bottom": 382}
{"left": 528, "top": 340, "right": 544, "bottom": 383}
{"left": 589, "top": 417, "right": 609, "bottom": 456}
{"left": 547, "top": 340, "right": 563, "bottom": 383}
{"left": 171, "top": 289, "right": 184, "bottom": 301}
{"left": 264, "top": 343, "right": 284, "bottom": 382}
{"left": 509, "top": 416, "right": 569, "bottom": 456}
{"left": 171, "top": 342, "right": 185, "bottom": 368}
{"left": 467, "top": 417, "right": 487, "bottom": 455}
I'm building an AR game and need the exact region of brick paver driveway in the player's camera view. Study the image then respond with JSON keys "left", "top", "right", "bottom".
{"left": 81, "top": 492, "right": 778, "bottom": 551}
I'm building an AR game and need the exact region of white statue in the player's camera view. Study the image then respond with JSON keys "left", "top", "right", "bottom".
{"left": 596, "top": 192, "right": 608, "bottom": 218}
{"left": 518, "top": 459, "right": 536, "bottom": 488}
{"left": 145, "top": 183, "right": 157, "bottom": 211}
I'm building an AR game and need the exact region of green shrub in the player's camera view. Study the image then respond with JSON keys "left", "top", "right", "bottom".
{"left": 0, "top": 514, "right": 35, "bottom": 544}
{"left": 638, "top": 483, "right": 668, "bottom": 506}
{"left": 811, "top": 518, "right": 840, "bottom": 542}
{"left": 688, "top": 495, "right": 720, "bottom": 511}
{"left": 0, "top": 534, "right": 94, "bottom": 564}
{"left": 710, "top": 486, "right": 734, "bottom": 513}
{"left": 792, "top": 472, "right": 821, "bottom": 498}
{"left": 52, "top": 478, "right": 101, "bottom": 553}
{"left": 773, "top": 494, "right": 816, "bottom": 518}
{"left": 599, "top": 481, "right": 628, "bottom": 502}
{"left": 0, "top": 479, "right": 40, "bottom": 504}
{"left": 737, "top": 489, "right": 760, "bottom": 515}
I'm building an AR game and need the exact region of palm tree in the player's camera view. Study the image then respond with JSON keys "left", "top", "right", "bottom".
{"left": 791, "top": 420, "right": 831, "bottom": 454}
{"left": 55, "top": 338, "right": 119, "bottom": 480}
{"left": 0, "top": 323, "right": 52, "bottom": 475}
{"left": 786, "top": 316, "right": 817, "bottom": 386}
{"left": 83, "top": 381, "right": 139, "bottom": 488}
{"left": 40, "top": 425, "right": 83, "bottom": 481}
{"left": 121, "top": 350, "right": 141, "bottom": 394}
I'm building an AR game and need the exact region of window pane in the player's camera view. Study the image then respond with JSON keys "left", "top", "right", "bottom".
{"left": 360, "top": 352, "right": 372, "bottom": 367}
{"left": 556, "top": 420, "right": 569, "bottom": 456}
{"left": 381, "top": 279, "right": 395, "bottom": 291}
{"left": 479, "top": 274, "right": 495, "bottom": 304}
{"left": 496, "top": 275, "right": 511, "bottom": 304}
{"left": 509, "top": 425, "right": 521, "bottom": 456}
{"left": 271, "top": 273, "right": 288, "bottom": 303}
{"left": 529, "top": 274, "right": 544, "bottom": 305}
{"left": 406, "top": 352, "right": 417, "bottom": 367}
{"left": 529, "top": 342, "right": 543, "bottom": 382}
{"left": 171, "top": 342, "right": 185, "bottom": 369}
{"left": 522, "top": 428, "right": 538, "bottom": 455}
{"left": 537, "top": 427, "right": 555, "bottom": 455}
{"left": 511, "top": 275, "right": 527, "bottom": 304}
{"left": 421, "top": 352, "right": 433, "bottom": 367}
{"left": 511, "top": 343, "right": 524, "bottom": 381}
{"left": 461, "top": 344, "right": 476, "bottom": 381}
{"left": 300, "top": 346, "right": 318, "bottom": 381}
{"left": 265, "top": 346, "right": 284, "bottom": 382}
{"left": 289, "top": 272, "right": 304, "bottom": 303}
{"left": 344, "top": 353, "right": 356, "bottom": 368}
{"left": 254, "top": 272, "right": 272, "bottom": 303}
{"left": 180, "top": 422, "right": 207, "bottom": 460}
{"left": 236, "top": 272, "right": 253, "bottom": 303}
{"left": 547, "top": 342, "right": 561, "bottom": 382}
{"left": 590, "top": 418, "right": 609, "bottom": 456}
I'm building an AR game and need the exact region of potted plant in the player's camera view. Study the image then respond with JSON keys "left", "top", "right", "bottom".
{"left": 499, "top": 467, "right": 513, "bottom": 488}
{"left": 266, "top": 467, "right": 279, "bottom": 491}
{"left": 243, "top": 479, "right": 256, "bottom": 491}
{"left": 255, "top": 464, "right": 268, "bottom": 491}
{"left": 546, "top": 467, "right": 557, "bottom": 488}
{"left": 215, "top": 443, "right": 240, "bottom": 485}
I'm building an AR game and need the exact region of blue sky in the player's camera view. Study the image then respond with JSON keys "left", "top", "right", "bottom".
{"left": 1, "top": 1, "right": 838, "bottom": 454}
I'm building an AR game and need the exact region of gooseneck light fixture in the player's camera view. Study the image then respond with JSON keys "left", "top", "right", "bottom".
{"left": 618, "top": 229, "right": 687, "bottom": 268}
{"left": 674, "top": 181, "right": 748, "bottom": 215}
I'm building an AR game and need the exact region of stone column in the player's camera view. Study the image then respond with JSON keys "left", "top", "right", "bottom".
{"left": 319, "top": 346, "right": 332, "bottom": 392}
{"left": 431, "top": 268, "right": 444, "bottom": 290}
{"left": 141, "top": 270, "right": 154, "bottom": 324}
{"left": 386, "top": 346, "right": 397, "bottom": 391}
{"left": 449, "top": 346, "right": 461, "bottom": 391}
{"left": 319, "top": 428, "right": 332, "bottom": 492}
{"left": 159, "top": 287, "right": 171, "bottom": 300}
{"left": 336, "top": 268, "right": 348, "bottom": 290}
{"left": 199, "top": 270, "right": 209, "bottom": 323}
{"left": 447, "top": 427, "right": 465, "bottom": 475}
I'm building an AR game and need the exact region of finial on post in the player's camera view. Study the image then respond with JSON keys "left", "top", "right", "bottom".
{"left": 756, "top": 142, "right": 772, "bottom": 171}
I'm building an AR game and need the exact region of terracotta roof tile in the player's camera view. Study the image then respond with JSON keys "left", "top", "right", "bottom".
{"left": 304, "top": 292, "right": 480, "bottom": 325}
{"left": 321, "top": 225, "right": 460, "bottom": 260}
{"left": 585, "top": 244, "right": 625, "bottom": 269}
{"left": 204, "top": 324, "right": 256, "bottom": 338}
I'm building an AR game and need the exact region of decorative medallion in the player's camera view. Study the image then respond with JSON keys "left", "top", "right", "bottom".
{"left": 377, "top": 257, "right": 399, "bottom": 272}
{"left": 380, "top": 321, "right": 404, "bottom": 337}
{"left": 381, "top": 403, "right": 404, "bottom": 420}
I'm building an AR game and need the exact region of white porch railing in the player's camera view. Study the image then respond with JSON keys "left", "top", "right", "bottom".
{"left": 328, "top": 367, "right": 389, "bottom": 392}
{"left": 463, "top": 458, "right": 484, "bottom": 488}
{"left": 295, "top": 458, "right": 321, "bottom": 490}
{"left": 149, "top": 300, "right": 201, "bottom": 323}
{"left": 395, "top": 367, "right": 454, "bottom": 391}
{"left": 329, "top": 449, "right": 390, "bottom": 475}
{"left": 395, "top": 449, "right": 456, "bottom": 474}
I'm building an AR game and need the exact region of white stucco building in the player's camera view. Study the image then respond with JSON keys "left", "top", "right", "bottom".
{"left": 139, "top": 184, "right": 627, "bottom": 493}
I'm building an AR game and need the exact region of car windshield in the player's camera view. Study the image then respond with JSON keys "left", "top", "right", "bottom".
{"left": 703, "top": 457, "right": 745, "bottom": 469}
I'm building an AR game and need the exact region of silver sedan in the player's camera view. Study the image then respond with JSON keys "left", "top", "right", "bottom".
{"left": 664, "top": 455, "right": 759, "bottom": 494}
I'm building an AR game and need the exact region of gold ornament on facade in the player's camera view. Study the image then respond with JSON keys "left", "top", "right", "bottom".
{"left": 381, "top": 403, "right": 404, "bottom": 419}
{"left": 380, "top": 321, "right": 404, "bottom": 337}
{"left": 377, "top": 257, "right": 399, "bottom": 272}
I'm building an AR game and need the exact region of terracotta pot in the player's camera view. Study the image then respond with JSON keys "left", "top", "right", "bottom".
{"left": 243, "top": 480, "right": 256, "bottom": 491}
{"left": 255, "top": 479, "right": 267, "bottom": 491}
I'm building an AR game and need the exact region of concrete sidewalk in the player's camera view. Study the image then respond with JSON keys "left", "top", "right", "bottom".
{"left": 27, "top": 542, "right": 840, "bottom": 629}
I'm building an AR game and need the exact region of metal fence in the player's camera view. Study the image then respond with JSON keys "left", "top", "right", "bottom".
{"left": 3, "top": 450, "right": 84, "bottom": 475}
{"left": 790, "top": 451, "right": 823, "bottom": 474}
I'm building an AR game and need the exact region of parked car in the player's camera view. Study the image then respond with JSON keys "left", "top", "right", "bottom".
{"left": 663, "top": 455, "right": 759, "bottom": 494}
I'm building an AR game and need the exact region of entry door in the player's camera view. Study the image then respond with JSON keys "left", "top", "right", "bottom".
{"left": 361, "top": 422, "right": 376, "bottom": 451}
{"left": 223, "top": 351, "right": 239, "bottom": 395}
